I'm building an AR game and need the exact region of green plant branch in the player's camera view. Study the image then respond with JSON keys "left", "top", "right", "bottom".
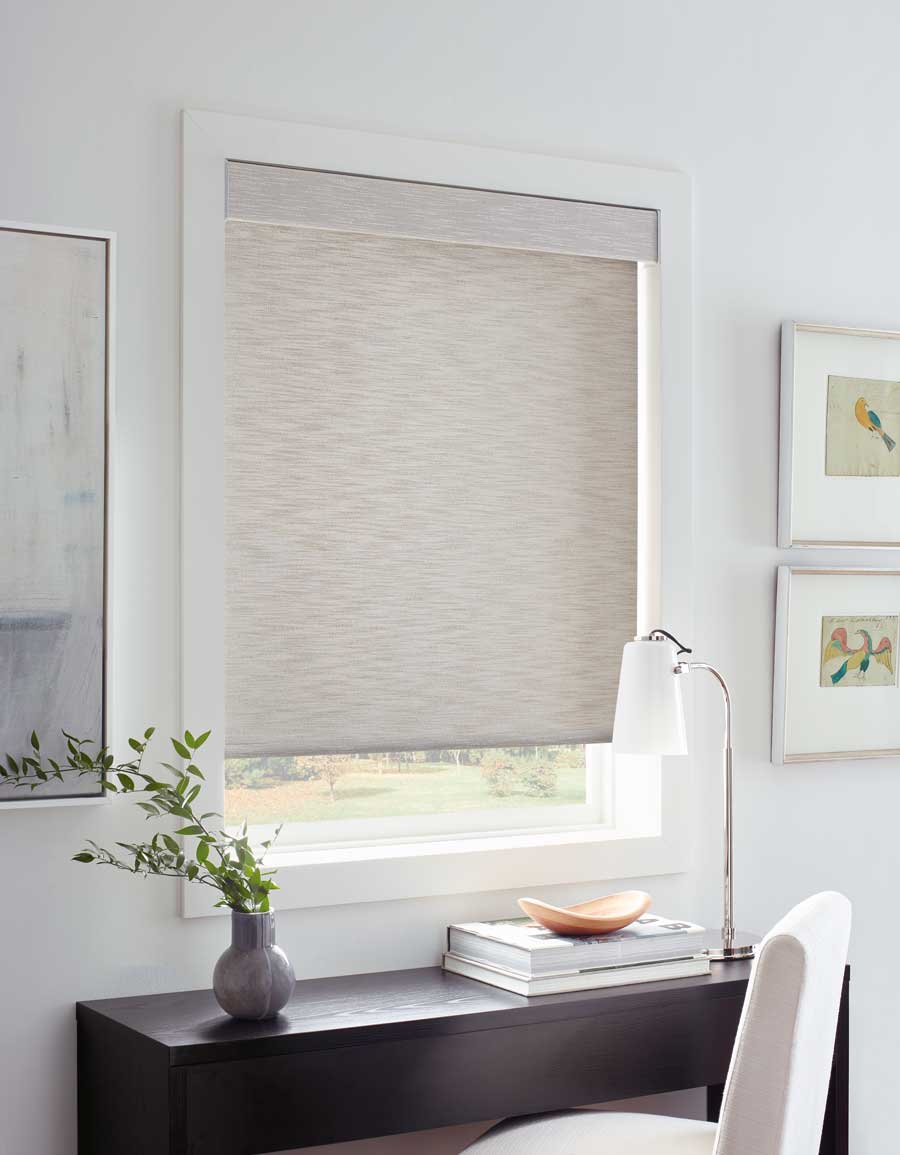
{"left": 3, "top": 727, "right": 282, "bottom": 914}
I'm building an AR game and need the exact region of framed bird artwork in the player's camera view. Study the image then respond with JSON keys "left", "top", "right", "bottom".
{"left": 773, "top": 567, "right": 900, "bottom": 763}
{"left": 779, "top": 321, "right": 900, "bottom": 547}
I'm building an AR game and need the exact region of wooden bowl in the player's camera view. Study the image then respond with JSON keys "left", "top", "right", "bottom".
{"left": 517, "top": 890, "right": 652, "bottom": 936}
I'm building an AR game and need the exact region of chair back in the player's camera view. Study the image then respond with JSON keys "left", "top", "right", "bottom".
{"left": 714, "top": 892, "right": 851, "bottom": 1155}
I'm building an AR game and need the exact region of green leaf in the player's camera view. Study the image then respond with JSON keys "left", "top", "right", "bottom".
{"left": 186, "top": 764, "right": 204, "bottom": 779}
{"left": 184, "top": 730, "right": 197, "bottom": 749}
{"left": 171, "top": 738, "right": 191, "bottom": 760}
{"left": 117, "top": 773, "right": 135, "bottom": 791}
{"left": 162, "top": 834, "right": 180, "bottom": 854}
{"left": 128, "top": 737, "right": 143, "bottom": 752}
{"left": 72, "top": 852, "right": 95, "bottom": 863}
{"left": 193, "top": 730, "right": 211, "bottom": 749}
{"left": 174, "top": 825, "right": 204, "bottom": 836}
{"left": 137, "top": 802, "right": 158, "bottom": 816}
{"left": 144, "top": 726, "right": 156, "bottom": 741}
{"left": 30, "top": 730, "right": 40, "bottom": 751}
{"left": 196, "top": 840, "right": 209, "bottom": 864}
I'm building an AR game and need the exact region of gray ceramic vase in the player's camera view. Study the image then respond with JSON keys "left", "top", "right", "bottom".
{"left": 213, "top": 910, "right": 295, "bottom": 1020}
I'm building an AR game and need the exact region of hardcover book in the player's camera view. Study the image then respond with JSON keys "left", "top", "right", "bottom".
{"left": 443, "top": 952, "right": 711, "bottom": 995}
{"left": 447, "top": 914, "right": 707, "bottom": 978}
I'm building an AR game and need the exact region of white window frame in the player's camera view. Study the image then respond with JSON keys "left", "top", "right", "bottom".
{"left": 180, "top": 109, "right": 693, "bottom": 916}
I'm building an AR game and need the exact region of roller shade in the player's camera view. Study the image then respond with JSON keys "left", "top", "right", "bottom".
{"left": 224, "top": 162, "right": 650, "bottom": 757}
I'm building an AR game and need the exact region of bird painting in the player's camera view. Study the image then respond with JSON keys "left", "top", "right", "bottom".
{"left": 826, "top": 376, "right": 900, "bottom": 477}
{"left": 855, "top": 396, "right": 897, "bottom": 452}
{"left": 822, "top": 626, "right": 894, "bottom": 686}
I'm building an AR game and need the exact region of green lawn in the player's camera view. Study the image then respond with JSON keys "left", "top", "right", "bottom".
{"left": 225, "top": 759, "right": 586, "bottom": 826}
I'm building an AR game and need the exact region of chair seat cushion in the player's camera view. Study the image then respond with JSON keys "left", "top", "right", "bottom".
{"left": 463, "top": 1110, "right": 718, "bottom": 1154}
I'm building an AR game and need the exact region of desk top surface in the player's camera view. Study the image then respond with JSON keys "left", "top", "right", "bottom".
{"left": 77, "top": 961, "right": 756, "bottom": 1066}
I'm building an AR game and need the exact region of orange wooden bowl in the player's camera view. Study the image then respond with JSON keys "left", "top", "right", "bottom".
{"left": 517, "top": 890, "right": 652, "bottom": 936}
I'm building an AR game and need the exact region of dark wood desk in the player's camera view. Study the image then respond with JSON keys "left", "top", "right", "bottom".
{"left": 77, "top": 962, "right": 849, "bottom": 1155}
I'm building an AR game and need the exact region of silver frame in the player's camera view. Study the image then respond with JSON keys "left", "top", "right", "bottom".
{"left": 772, "top": 565, "right": 900, "bottom": 764}
{"left": 0, "top": 221, "right": 115, "bottom": 808}
{"left": 778, "top": 320, "right": 900, "bottom": 548}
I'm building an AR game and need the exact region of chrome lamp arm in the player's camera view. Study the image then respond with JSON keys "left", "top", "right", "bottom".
{"left": 675, "top": 661, "right": 751, "bottom": 958}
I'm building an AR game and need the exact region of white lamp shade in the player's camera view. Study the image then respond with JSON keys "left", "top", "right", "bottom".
{"left": 613, "top": 639, "right": 688, "bottom": 756}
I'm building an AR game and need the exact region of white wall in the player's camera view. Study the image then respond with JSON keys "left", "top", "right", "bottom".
{"left": 0, "top": 1, "right": 892, "bottom": 1151}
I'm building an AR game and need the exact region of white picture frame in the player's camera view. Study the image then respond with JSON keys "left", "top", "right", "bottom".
{"left": 778, "top": 321, "right": 900, "bottom": 547}
{"left": 773, "top": 566, "right": 900, "bottom": 763}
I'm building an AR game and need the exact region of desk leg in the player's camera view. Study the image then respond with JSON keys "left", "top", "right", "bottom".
{"left": 707, "top": 976, "right": 849, "bottom": 1155}
{"left": 819, "top": 977, "right": 850, "bottom": 1155}
{"left": 706, "top": 1084, "right": 724, "bottom": 1124}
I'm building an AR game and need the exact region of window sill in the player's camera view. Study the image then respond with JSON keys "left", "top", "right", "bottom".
{"left": 0, "top": 792, "right": 108, "bottom": 811}
{"left": 181, "top": 821, "right": 688, "bottom": 917}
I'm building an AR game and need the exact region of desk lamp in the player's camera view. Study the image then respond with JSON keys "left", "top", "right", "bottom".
{"left": 613, "top": 628, "right": 756, "bottom": 961}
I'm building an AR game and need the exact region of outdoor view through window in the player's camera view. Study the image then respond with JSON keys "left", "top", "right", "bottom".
{"left": 225, "top": 745, "right": 587, "bottom": 828}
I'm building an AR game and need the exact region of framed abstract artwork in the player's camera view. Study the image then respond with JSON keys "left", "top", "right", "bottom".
{"left": 773, "top": 567, "right": 900, "bottom": 763}
{"left": 778, "top": 321, "right": 900, "bottom": 547}
{"left": 0, "top": 222, "right": 114, "bottom": 806}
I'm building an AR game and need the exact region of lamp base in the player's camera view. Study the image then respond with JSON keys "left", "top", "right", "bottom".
{"left": 704, "top": 930, "right": 759, "bottom": 961}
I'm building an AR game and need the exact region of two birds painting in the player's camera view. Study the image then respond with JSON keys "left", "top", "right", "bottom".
{"left": 823, "top": 627, "right": 894, "bottom": 686}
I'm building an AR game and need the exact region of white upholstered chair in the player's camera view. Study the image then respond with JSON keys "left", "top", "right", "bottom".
{"left": 462, "top": 891, "right": 851, "bottom": 1155}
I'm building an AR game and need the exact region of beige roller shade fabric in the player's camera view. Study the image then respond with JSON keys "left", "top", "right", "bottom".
{"left": 224, "top": 171, "right": 641, "bottom": 757}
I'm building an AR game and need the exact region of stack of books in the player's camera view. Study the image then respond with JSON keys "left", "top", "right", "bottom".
{"left": 443, "top": 913, "right": 710, "bottom": 995}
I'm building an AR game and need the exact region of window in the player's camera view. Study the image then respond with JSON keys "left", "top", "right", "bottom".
{"left": 222, "top": 161, "right": 646, "bottom": 841}
{"left": 181, "top": 112, "right": 692, "bottom": 911}
{"left": 224, "top": 743, "right": 603, "bottom": 847}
